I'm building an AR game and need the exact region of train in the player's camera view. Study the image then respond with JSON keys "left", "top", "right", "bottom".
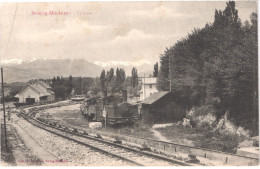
{"left": 80, "top": 92, "right": 139, "bottom": 126}
{"left": 71, "top": 95, "right": 85, "bottom": 101}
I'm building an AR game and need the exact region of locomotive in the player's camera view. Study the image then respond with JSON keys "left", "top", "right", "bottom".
{"left": 80, "top": 91, "right": 139, "bottom": 126}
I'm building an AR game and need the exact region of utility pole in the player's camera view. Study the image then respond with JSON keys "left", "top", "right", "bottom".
{"left": 169, "top": 54, "right": 172, "bottom": 92}
{"left": 1, "top": 68, "right": 8, "bottom": 151}
{"left": 143, "top": 74, "right": 146, "bottom": 100}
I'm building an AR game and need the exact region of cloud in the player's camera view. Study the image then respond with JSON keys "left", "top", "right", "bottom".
{"left": 111, "top": 29, "right": 154, "bottom": 43}
{"left": 127, "top": 4, "right": 194, "bottom": 20}
{"left": 1, "top": 59, "right": 23, "bottom": 65}
{"left": 0, "top": 1, "right": 256, "bottom": 67}
{"left": 15, "top": 17, "right": 108, "bottom": 43}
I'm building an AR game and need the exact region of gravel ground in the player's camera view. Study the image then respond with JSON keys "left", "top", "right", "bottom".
{"left": 12, "top": 114, "right": 130, "bottom": 166}
{"left": 15, "top": 103, "right": 230, "bottom": 166}
{"left": 1, "top": 122, "right": 42, "bottom": 166}
{"left": 27, "top": 104, "right": 225, "bottom": 166}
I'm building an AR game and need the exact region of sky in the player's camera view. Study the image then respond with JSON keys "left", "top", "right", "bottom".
{"left": 0, "top": 1, "right": 257, "bottom": 67}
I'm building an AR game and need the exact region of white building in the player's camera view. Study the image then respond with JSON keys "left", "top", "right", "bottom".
{"left": 14, "top": 81, "right": 55, "bottom": 104}
{"left": 138, "top": 77, "right": 158, "bottom": 101}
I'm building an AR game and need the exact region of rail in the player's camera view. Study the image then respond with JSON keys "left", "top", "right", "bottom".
{"left": 17, "top": 112, "right": 192, "bottom": 166}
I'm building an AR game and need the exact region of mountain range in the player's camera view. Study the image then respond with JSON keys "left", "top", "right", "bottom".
{"left": 2, "top": 59, "right": 153, "bottom": 83}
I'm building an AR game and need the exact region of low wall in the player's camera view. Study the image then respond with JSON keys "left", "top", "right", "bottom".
{"left": 84, "top": 128, "right": 259, "bottom": 166}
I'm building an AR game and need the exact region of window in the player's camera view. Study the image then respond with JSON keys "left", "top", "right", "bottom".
{"left": 150, "top": 84, "right": 152, "bottom": 88}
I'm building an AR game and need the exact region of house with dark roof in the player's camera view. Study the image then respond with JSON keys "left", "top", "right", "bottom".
{"left": 140, "top": 91, "right": 186, "bottom": 126}
{"left": 14, "top": 81, "right": 55, "bottom": 104}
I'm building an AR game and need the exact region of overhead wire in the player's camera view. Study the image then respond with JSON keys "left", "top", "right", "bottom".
{"left": 2, "top": 3, "right": 18, "bottom": 61}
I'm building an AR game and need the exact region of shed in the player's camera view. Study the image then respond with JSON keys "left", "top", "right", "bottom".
{"left": 140, "top": 91, "right": 185, "bottom": 126}
{"left": 14, "top": 81, "right": 55, "bottom": 104}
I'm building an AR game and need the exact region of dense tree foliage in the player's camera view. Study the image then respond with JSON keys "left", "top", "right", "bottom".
{"left": 115, "top": 68, "right": 126, "bottom": 92}
{"left": 2, "top": 83, "right": 24, "bottom": 102}
{"left": 131, "top": 67, "right": 138, "bottom": 88}
{"left": 107, "top": 68, "right": 114, "bottom": 85}
{"left": 157, "top": 48, "right": 170, "bottom": 91}
{"left": 153, "top": 62, "right": 159, "bottom": 77}
{"left": 97, "top": 67, "right": 141, "bottom": 96}
{"left": 51, "top": 76, "right": 95, "bottom": 99}
{"left": 99, "top": 67, "right": 127, "bottom": 94}
{"left": 157, "top": 2, "right": 258, "bottom": 134}
{"left": 100, "top": 70, "right": 106, "bottom": 92}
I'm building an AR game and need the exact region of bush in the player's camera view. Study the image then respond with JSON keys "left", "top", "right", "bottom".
{"left": 214, "top": 113, "right": 250, "bottom": 138}
{"left": 187, "top": 105, "right": 217, "bottom": 129}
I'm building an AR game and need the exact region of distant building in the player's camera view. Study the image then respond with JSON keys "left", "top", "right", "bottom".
{"left": 14, "top": 81, "right": 55, "bottom": 104}
{"left": 140, "top": 91, "right": 185, "bottom": 126}
{"left": 138, "top": 77, "right": 158, "bottom": 101}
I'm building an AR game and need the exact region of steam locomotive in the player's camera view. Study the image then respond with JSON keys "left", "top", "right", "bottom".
{"left": 80, "top": 92, "right": 139, "bottom": 126}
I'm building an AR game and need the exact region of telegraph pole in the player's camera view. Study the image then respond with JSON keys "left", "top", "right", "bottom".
{"left": 169, "top": 54, "right": 172, "bottom": 92}
{"left": 143, "top": 74, "right": 146, "bottom": 100}
{"left": 1, "top": 68, "right": 8, "bottom": 151}
{"left": 1, "top": 3, "right": 17, "bottom": 152}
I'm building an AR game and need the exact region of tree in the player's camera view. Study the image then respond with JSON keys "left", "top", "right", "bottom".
{"left": 157, "top": 48, "right": 170, "bottom": 91}
{"left": 100, "top": 70, "right": 106, "bottom": 92}
{"left": 153, "top": 62, "right": 158, "bottom": 77}
{"left": 57, "top": 76, "right": 61, "bottom": 82}
{"left": 67, "top": 75, "right": 73, "bottom": 95}
{"left": 131, "top": 67, "right": 138, "bottom": 88}
{"left": 51, "top": 77, "right": 56, "bottom": 87}
{"left": 115, "top": 68, "right": 126, "bottom": 92}
{"left": 108, "top": 68, "right": 114, "bottom": 85}
{"left": 156, "top": 1, "right": 258, "bottom": 134}
{"left": 53, "top": 85, "right": 66, "bottom": 100}
{"left": 74, "top": 77, "right": 82, "bottom": 94}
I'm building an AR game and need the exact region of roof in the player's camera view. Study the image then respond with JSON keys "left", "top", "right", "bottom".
{"left": 30, "top": 84, "right": 51, "bottom": 97}
{"left": 141, "top": 91, "right": 170, "bottom": 105}
{"left": 14, "top": 81, "right": 53, "bottom": 98}
{"left": 38, "top": 81, "right": 52, "bottom": 89}
{"left": 141, "top": 77, "right": 157, "bottom": 84}
{"left": 15, "top": 85, "right": 40, "bottom": 97}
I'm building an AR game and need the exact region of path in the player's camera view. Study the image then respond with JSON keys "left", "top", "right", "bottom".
{"left": 150, "top": 129, "right": 171, "bottom": 142}
{"left": 11, "top": 115, "right": 65, "bottom": 166}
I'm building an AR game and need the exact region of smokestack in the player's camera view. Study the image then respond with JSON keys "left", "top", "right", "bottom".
{"left": 103, "top": 90, "right": 107, "bottom": 97}
{"left": 122, "top": 90, "right": 127, "bottom": 102}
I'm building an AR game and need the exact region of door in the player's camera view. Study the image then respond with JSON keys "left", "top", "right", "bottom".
{"left": 26, "top": 98, "right": 35, "bottom": 104}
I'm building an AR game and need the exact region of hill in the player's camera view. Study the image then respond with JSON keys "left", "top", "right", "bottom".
{"left": 2, "top": 59, "right": 103, "bottom": 83}
{"left": 2, "top": 59, "right": 154, "bottom": 83}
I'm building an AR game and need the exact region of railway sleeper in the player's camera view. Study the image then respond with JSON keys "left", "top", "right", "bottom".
{"left": 113, "top": 136, "right": 122, "bottom": 144}
{"left": 140, "top": 144, "right": 151, "bottom": 151}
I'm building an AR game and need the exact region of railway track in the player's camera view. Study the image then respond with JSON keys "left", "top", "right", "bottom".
{"left": 9, "top": 103, "right": 259, "bottom": 166}
{"left": 17, "top": 112, "right": 191, "bottom": 166}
